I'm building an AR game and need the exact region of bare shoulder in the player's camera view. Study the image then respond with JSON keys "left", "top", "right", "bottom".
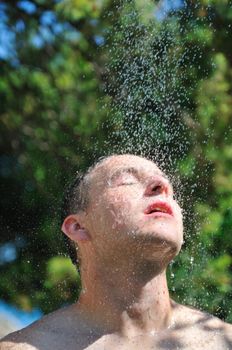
{"left": 0, "top": 305, "right": 85, "bottom": 350}
{"left": 0, "top": 332, "right": 38, "bottom": 350}
{"left": 173, "top": 301, "right": 232, "bottom": 348}
{"left": 180, "top": 303, "right": 232, "bottom": 328}
{"left": 0, "top": 327, "right": 44, "bottom": 350}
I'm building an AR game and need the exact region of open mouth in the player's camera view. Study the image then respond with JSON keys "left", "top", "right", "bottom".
{"left": 144, "top": 201, "right": 173, "bottom": 217}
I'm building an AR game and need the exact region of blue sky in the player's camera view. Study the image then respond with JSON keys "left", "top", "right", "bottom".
{"left": 156, "top": 0, "right": 184, "bottom": 20}
{"left": 0, "top": 300, "right": 42, "bottom": 331}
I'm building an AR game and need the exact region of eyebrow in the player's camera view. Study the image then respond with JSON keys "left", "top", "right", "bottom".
{"left": 109, "top": 166, "right": 168, "bottom": 182}
{"left": 109, "top": 167, "right": 139, "bottom": 181}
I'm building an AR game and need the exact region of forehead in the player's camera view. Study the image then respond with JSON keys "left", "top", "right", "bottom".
{"left": 92, "top": 155, "right": 163, "bottom": 180}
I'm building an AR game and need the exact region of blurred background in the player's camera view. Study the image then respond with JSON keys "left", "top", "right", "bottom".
{"left": 0, "top": 0, "right": 232, "bottom": 338}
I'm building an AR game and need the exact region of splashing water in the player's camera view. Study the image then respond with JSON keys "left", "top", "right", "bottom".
{"left": 101, "top": 1, "right": 191, "bottom": 164}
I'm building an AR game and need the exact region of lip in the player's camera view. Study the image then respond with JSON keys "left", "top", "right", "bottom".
{"left": 144, "top": 201, "right": 173, "bottom": 217}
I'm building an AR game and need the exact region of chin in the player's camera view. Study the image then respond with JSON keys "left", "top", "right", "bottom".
{"left": 151, "top": 233, "right": 181, "bottom": 254}
{"left": 145, "top": 237, "right": 181, "bottom": 269}
{"left": 134, "top": 222, "right": 183, "bottom": 261}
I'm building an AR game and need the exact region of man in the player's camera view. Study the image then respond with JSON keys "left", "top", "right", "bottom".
{"left": 1, "top": 154, "right": 232, "bottom": 350}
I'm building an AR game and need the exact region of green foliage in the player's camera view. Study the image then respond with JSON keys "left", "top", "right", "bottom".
{"left": 0, "top": 0, "right": 231, "bottom": 323}
{"left": 56, "top": 0, "right": 105, "bottom": 21}
{"left": 167, "top": 0, "right": 232, "bottom": 322}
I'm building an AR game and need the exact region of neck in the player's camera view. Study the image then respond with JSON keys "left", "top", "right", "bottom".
{"left": 77, "top": 257, "right": 173, "bottom": 338}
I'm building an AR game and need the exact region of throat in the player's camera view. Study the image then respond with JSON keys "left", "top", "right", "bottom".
{"left": 78, "top": 268, "right": 172, "bottom": 338}
{"left": 120, "top": 277, "right": 172, "bottom": 337}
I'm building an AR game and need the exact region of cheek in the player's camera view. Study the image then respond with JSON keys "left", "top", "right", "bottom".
{"left": 107, "top": 195, "right": 135, "bottom": 229}
{"left": 105, "top": 188, "right": 143, "bottom": 231}
{"left": 87, "top": 193, "right": 133, "bottom": 233}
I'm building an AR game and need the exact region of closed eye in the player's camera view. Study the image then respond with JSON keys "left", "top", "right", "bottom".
{"left": 113, "top": 173, "right": 139, "bottom": 186}
{"left": 117, "top": 177, "right": 138, "bottom": 186}
{"left": 119, "top": 181, "right": 137, "bottom": 186}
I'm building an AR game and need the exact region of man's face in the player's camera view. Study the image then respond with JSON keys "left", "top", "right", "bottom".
{"left": 83, "top": 155, "right": 183, "bottom": 264}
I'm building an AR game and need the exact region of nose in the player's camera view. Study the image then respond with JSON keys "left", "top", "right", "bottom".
{"left": 144, "top": 176, "right": 170, "bottom": 197}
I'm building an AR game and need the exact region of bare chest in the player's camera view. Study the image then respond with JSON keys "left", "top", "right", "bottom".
{"left": 80, "top": 328, "right": 231, "bottom": 350}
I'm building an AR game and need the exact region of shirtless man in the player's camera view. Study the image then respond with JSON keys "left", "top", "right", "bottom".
{"left": 1, "top": 154, "right": 232, "bottom": 350}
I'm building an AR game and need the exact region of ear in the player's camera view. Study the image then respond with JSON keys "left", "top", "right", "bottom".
{"left": 61, "top": 215, "right": 90, "bottom": 243}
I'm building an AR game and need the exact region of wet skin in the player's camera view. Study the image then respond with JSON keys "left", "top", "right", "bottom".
{"left": 1, "top": 155, "right": 232, "bottom": 350}
{"left": 1, "top": 302, "right": 232, "bottom": 350}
